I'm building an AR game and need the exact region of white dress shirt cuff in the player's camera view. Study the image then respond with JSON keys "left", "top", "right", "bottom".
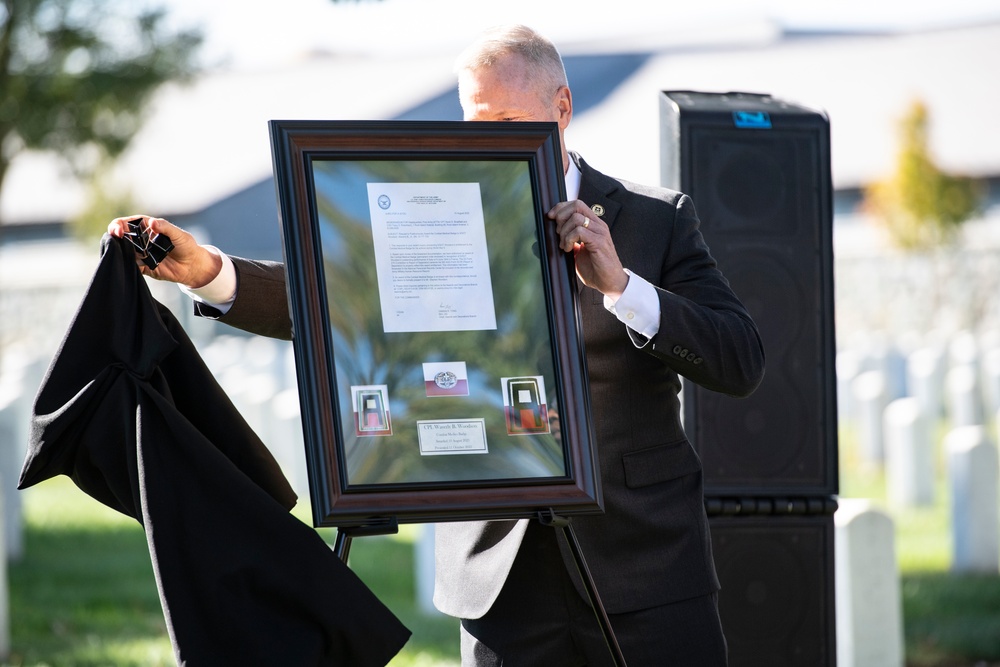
{"left": 178, "top": 246, "right": 237, "bottom": 314}
{"left": 603, "top": 269, "right": 661, "bottom": 339}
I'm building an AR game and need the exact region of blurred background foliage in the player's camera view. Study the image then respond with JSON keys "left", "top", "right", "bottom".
{"left": 863, "top": 99, "right": 985, "bottom": 251}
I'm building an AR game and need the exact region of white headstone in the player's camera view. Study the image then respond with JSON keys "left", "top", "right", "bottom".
{"left": 198, "top": 344, "right": 233, "bottom": 379}
{"left": 0, "top": 372, "right": 27, "bottom": 561}
{"left": 244, "top": 336, "right": 280, "bottom": 377}
{"left": 907, "top": 346, "right": 945, "bottom": 421}
{"left": 853, "top": 370, "right": 887, "bottom": 467}
{"left": 879, "top": 342, "right": 909, "bottom": 403}
{"left": 217, "top": 365, "right": 252, "bottom": 411}
{"left": 946, "top": 365, "right": 984, "bottom": 429}
{"left": 0, "top": 476, "right": 9, "bottom": 660}
{"left": 947, "top": 426, "right": 999, "bottom": 573}
{"left": 984, "top": 347, "right": 1000, "bottom": 420}
{"left": 414, "top": 523, "right": 438, "bottom": 615}
{"left": 835, "top": 499, "right": 904, "bottom": 667}
{"left": 283, "top": 344, "right": 298, "bottom": 393}
{"left": 240, "top": 372, "right": 279, "bottom": 447}
{"left": 884, "top": 397, "right": 935, "bottom": 508}
{"left": 837, "top": 348, "right": 864, "bottom": 425}
{"left": 200, "top": 335, "right": 246, "bottom": 377}
{"left": 948, "top": 330, "right": 979, "bottom": 370}
{"left": 270, "top": 388, "right": 309, "bottom": 500}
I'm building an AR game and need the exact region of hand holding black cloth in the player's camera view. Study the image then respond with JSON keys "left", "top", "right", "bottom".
{"left": 19, "top": 235, "right": 410, "bottom": 666}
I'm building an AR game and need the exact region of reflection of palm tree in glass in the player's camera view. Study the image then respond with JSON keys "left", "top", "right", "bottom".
{"left": 314, "top": 159, "right": 565, "bottom": 484}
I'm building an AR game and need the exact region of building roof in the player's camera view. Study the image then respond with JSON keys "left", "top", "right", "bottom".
{"left": 1, "top": 18, "right": 998, "bottom": 226}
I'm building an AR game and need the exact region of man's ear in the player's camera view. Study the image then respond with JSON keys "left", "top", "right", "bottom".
{"left": 554, "top": 85, "right": 573, "bottom": 128}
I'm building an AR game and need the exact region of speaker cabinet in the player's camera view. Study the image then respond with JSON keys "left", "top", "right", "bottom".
{"left": 710, "top": 511, "right": 836, "bottom": 666}
{"left": 660, "top": 91, "right": 838, "bottom": 496}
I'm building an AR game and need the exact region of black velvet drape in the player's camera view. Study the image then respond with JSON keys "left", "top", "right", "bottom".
{"left": 19, "top": 235, "right": 410, "bottom": 665}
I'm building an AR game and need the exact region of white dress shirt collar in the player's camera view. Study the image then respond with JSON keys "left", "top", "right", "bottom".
{"left": 565, "top": 154, "right": 581, "bottom": 201}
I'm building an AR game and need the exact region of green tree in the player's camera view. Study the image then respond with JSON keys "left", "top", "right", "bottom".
{"left": 0, "top": 0, "right": 202, "bottom": 225}
{"left": 864, "top": 99, "right": 984, "bottom": 250}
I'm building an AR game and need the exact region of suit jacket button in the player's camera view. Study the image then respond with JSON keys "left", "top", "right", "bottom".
{"left": 694, "top": 357, "right": 703, "bottom": 365}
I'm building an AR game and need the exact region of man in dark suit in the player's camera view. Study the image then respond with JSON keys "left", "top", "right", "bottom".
{"left": 109, "top": 24, "right": 763, "bottom": 666}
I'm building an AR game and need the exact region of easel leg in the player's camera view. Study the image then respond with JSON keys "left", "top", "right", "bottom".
{"left": 334, "top": 517, "right": 398, "bottom": 563}
{"left": 538, "top": 512, "right": 628, "bottom": 667}
{"left": 334, "top": 530, "right": 353, "bottom": 562}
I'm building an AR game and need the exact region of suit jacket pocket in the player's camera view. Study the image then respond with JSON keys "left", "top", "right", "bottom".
{"left": 623, "top": 439, "right": 702, "bottom": 489}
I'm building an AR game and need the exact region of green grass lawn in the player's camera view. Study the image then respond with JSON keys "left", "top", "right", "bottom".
{"left": 5, "top": 477, "right": 175, "bottom": 667}
{"left": 5, "top": 424, "right": 1000, "bottom": 666}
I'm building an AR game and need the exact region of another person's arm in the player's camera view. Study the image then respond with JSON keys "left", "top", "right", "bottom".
{"left": 107, "top": 216, "right": 293, "bottom": 340}
{"left": 107, "top": 216, "right": 223, "bottom": 289}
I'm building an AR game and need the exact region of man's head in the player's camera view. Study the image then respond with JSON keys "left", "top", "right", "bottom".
{"left": 455, "top": 25, "right": 573, "bottom": 170}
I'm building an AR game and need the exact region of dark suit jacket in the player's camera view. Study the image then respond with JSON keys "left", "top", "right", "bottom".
{"left": 207, "top": 154, "right": 764, "bottom": 620}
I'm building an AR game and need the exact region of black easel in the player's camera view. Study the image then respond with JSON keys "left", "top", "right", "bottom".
{"left": 536, "top": 510, "right": 628, "bottom": 667}
{"left": 333, "top": 516, "right": 399, "bottom": 562}
{"left": 334, "top": 512, "right": 627, "bottom": 667}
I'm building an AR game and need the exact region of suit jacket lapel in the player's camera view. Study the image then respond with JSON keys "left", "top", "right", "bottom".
{"left": 572, "top": 152, "right": 622, "bottom": 231}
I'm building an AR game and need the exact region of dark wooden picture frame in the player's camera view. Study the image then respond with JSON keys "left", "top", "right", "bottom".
{"left": 269, "top": 120, "right": 599, "bottom": 528}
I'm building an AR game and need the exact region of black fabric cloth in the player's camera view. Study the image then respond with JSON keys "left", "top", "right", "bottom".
{"left": 19, "top": 235, "right": 410, "bottom": 666}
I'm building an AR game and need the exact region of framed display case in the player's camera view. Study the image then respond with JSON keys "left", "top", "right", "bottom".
{"left": 269, "top": 120, "right": 599, "bottom": 527}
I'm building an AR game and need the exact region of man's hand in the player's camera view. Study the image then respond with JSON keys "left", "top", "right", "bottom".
{"left": 107, "top": 215, "right": 223, "bottom": 289}
{"left": 547, "top": 200, "right": 629, "bottom": 300}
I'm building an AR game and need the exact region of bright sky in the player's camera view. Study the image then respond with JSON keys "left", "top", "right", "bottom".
{"left": 156, "top": 0, "right": 1000, "bottom": 70}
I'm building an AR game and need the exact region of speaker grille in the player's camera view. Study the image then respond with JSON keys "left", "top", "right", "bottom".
{"left": 662, "top": 92, "right": 837, "bottom": 495}
{"left": 711, "top": 515, "right": 835, "bottom": 667}
{"left": 702, "top": 138, "right": 793, "bottom": 231}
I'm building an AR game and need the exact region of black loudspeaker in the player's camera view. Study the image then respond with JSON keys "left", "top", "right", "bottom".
{"left": 710, "top": 510, "right": 837, "bottom": 667}
{"left": 660, "top": 91, "right": 838, "bottom": 496}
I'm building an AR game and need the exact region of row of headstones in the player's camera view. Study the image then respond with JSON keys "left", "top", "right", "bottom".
{"left": 838, "top": 330, "right": 1000, "bottom": 459}
{"left": 870, "top": 388, "right": 999, "bottom": 565}
{"left": 839, "top": 330, "right": 1000, "bottom": 574}
{"left": 835, "top": 333, "right": 1000, "bottom": 666}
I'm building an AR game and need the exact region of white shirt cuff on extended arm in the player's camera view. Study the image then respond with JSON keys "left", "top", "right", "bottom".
{"left": 178, "top": 246, "right": 237, "bottom": 314}
{"left": 603, "top": 269, "right": 661, "bottom": 339}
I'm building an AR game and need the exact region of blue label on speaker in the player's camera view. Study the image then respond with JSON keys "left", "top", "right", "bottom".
{"left": 732, "top": 110, "right": 772, "bottom": 129}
